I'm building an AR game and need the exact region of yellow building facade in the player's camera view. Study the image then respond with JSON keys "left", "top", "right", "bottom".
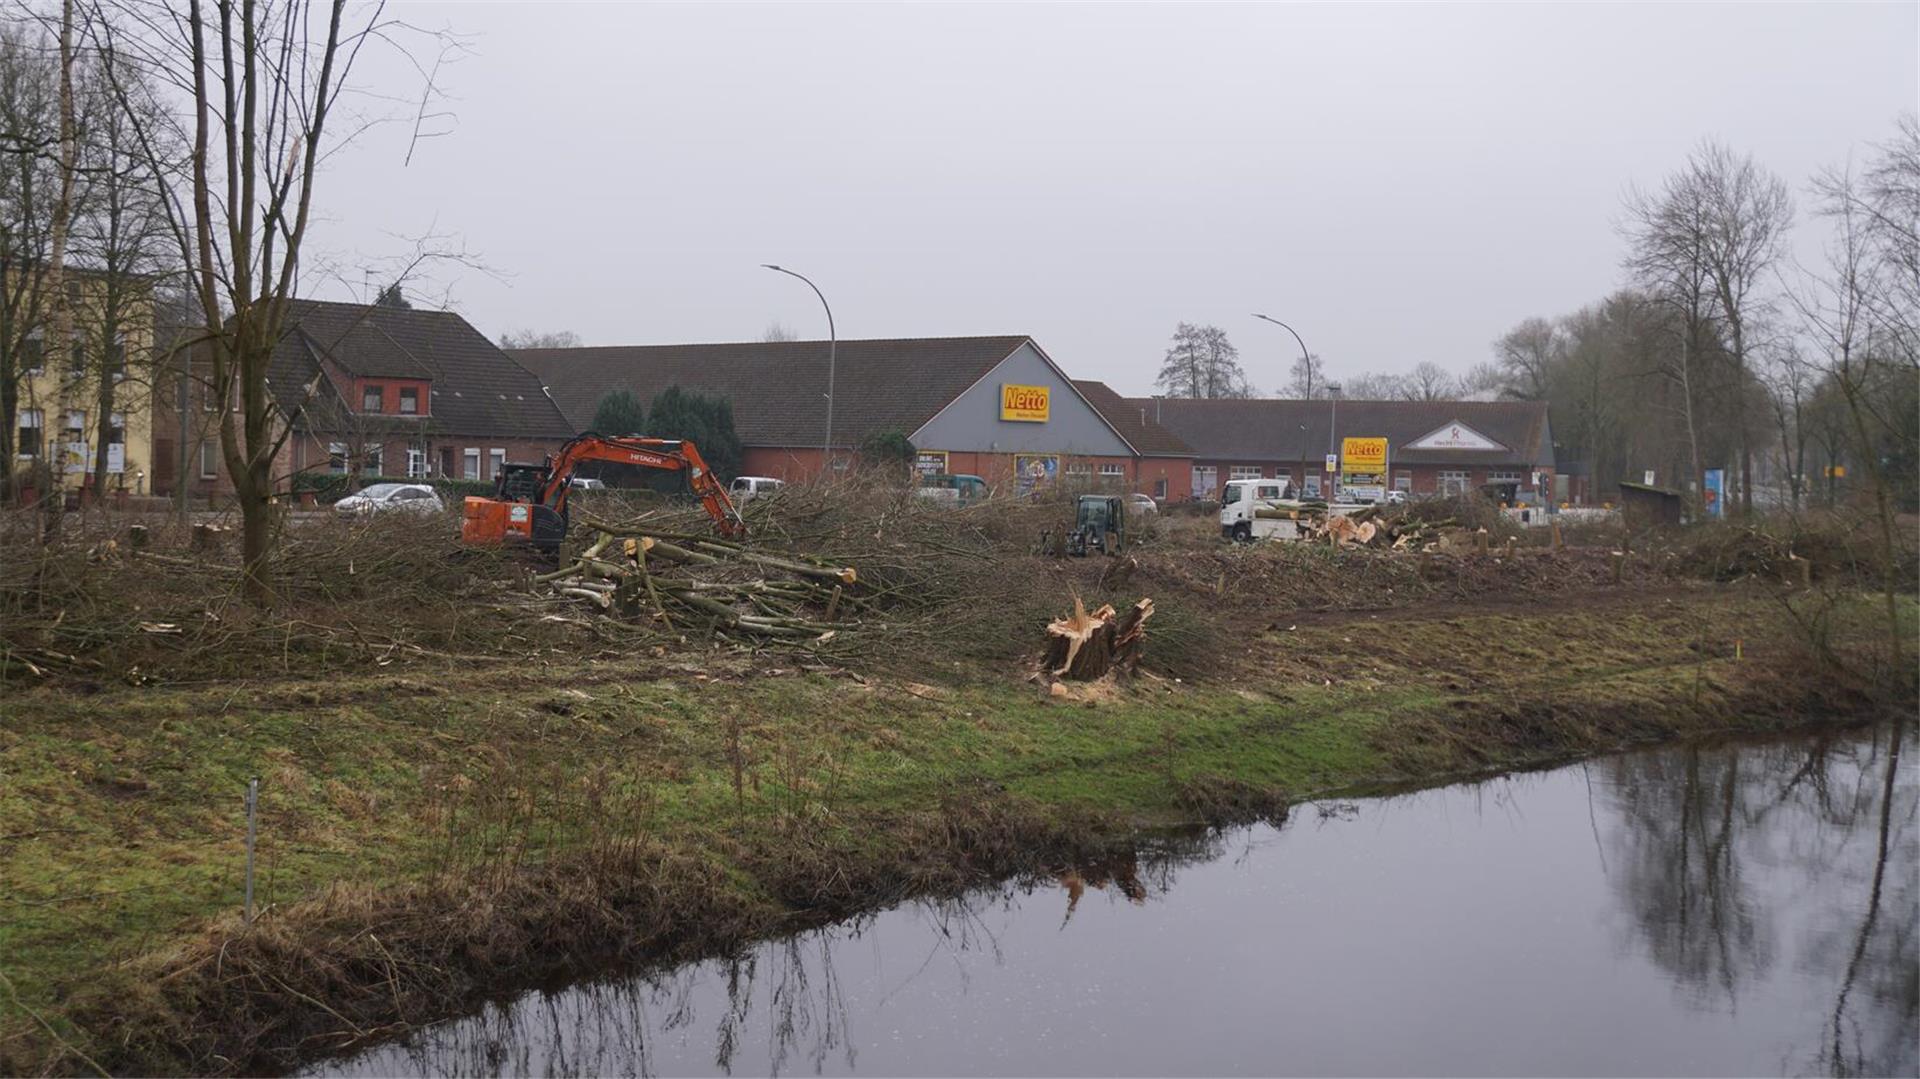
{"left": 10, "top": 272, "right": 156, "bottom": 495}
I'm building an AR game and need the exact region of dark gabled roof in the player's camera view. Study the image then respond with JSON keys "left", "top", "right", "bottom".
{"left": 1127, "top": 397, "right": 1552, "bottom": 468}
{"left": 267, "top": 300, "right": 573, "bottom": 439}
{"left": 1071, "top": 380, "right": 1192, "bottom": 457}
{"left": 510, "top": 336, "right": 1033, "bottom": 449}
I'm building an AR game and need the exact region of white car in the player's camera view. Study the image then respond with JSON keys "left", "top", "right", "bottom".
{"left": 730, "top": 476, "right": 784, "bottom": 502}
{"left": 568, "top": 477, "right": 606, "bottom": 490}
{"left": 1128, "top": 493, "right": 1160, "bottom": 515}
{"left": 333, "top": 482, "right": 444, "bottom": 516}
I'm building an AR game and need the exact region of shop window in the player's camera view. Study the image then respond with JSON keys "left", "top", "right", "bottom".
{"left": 463, "top": 448, "right": 480, "bottom": 480}
{"left": 1439, "top": 470, "right": 1470, "bottom": 496}
{"left": 16, "top": 408, "right": 42, "bottom": 457}
{"left": 398, "top": 387, "right": 419, "bottom": 415}
{"left": 362, "top": 384, "right": 383, "bottom": 413}
{"left": 1394, "top": 472, "right": 1412, "bottom": 492}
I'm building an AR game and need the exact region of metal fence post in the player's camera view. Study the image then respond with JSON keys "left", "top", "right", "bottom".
{"left": 244, "top": 777, "right": 259, "bottom": 924}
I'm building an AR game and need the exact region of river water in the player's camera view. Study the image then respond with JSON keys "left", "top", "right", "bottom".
{"left": 321, "top": 724, "right": 1915, "bottom": 1077}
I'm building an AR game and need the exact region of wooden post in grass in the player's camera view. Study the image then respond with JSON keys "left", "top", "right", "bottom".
{"left": 1611, "top": 550, "right": 1625, "bottom": 584}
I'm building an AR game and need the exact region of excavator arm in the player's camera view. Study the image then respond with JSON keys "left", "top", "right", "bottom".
{"left": 462, "top": 433, "right": 746, "bottom": 549}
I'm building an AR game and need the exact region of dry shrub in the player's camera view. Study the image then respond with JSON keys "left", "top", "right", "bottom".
{"left": 1659, "top": 511, "right": 1918, "bottom": 587}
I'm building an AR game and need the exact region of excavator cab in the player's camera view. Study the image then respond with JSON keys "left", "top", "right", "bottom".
{"left": 461, "top": 434, "right": 743, "bottom": 552}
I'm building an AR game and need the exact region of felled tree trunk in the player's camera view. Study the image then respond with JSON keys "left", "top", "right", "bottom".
{"left": 1043, "top": 596, "right": 1154, "bottom": 680}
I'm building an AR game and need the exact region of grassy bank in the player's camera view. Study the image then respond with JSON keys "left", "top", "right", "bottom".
{"left": 2, "top": 580, "right": 1909, "bottom": 1075}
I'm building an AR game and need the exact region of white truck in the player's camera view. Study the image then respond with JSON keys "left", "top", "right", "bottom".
{"left": 1218, "top": 478, "right": 1368, "bottom": 542}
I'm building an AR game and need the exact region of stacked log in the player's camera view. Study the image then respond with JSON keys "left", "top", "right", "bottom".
{"left": 1042, "top": 596, "right": 1154, "bottom": 680}
{"left": 539, "top": 525, "right": 863, "bottom": 642}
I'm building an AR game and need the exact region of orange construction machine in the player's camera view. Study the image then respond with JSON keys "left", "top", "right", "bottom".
{"left": 461, "top": 433, "right": 745, "bottom": 550}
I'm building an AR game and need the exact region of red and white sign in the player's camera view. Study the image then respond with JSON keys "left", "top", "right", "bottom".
{"left": 1406, "top": 421, "right": 1505, "bottom": 452}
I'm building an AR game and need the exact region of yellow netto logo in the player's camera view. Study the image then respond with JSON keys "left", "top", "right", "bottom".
{"left": 1000, "top": 383, "right": 1050, "bottom": 422}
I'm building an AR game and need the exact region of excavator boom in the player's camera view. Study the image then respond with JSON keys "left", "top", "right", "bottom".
{"left": 461, "top": 433, "right": 745, "bottom": 549}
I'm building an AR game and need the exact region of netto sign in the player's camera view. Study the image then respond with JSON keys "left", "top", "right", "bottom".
{"left": 1000, "top": 383, "right": 1050, "bottom": 422}
{"left": 1341, "top": 437, "right": 1388, "bottom": 474}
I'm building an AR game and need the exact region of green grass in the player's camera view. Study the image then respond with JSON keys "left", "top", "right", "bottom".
{"left": 0, "top": 588, "right": 1908, "bottom": 1074}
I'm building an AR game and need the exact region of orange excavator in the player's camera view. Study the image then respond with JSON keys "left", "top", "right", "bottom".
{"left": 461, "top": 433, "right": 745, "bottom": 550}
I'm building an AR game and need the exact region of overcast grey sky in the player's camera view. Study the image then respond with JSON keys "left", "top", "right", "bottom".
{"left": 302, "top": 1, "right": 1916, "bottom": 397}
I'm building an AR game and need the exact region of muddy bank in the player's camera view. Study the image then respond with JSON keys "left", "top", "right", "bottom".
{"left": 31, "top": 631, "right": 1910, "bottom": 1077}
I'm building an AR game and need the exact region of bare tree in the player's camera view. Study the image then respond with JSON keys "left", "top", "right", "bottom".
{"left": 91, "top": 0, "right": 440, "bottom": 600}
{"left": 1286, "top": 350, "right": 1325, "bottom": 398}
{"left": 1339, "top": 370, "right": 1405, "bottom": 400}
{"left": 499, "top": 327, "right": 582, "bottom": 349}
{"left": 761, "top": 320, "right": 796, "bottom": 343}
{"left": 0, "top": 24, "right": 61, "bottom": 494}
{"left": 1398, "top": 361, "right": 1458, "bottom": 401}
{"left": 1690, "top": 141, "right": 1794, "bottom": 514}
{"left": 1155, "top": 322, "right": 1251, "bottom": 398}
{"left": 1493, "top": 317, "right": 1560, "bottom": 400}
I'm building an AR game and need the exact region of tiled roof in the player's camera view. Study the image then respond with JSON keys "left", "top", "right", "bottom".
{"left": 511, "top": 336, "right": 1033, "bottom": 449}
{"left": 1127, "top": 397, "right": 1552, "bottom": 468}
{"left": 267, "top": 300, "right": 573, "bottom": 439}
{"left": 1071, "top": 380, "right": 1191, "bottom": 457}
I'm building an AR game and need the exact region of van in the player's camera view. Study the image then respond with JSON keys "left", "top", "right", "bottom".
{"left": 729, "top": 476, "right": 784, "bottom": 502}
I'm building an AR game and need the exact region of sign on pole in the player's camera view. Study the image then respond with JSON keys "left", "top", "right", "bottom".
{"left": 1703, "top": 468, "right": 1725, "bottom": 518}
{"left": 1324, "top": 453, "right": 1338, "bottom": 473}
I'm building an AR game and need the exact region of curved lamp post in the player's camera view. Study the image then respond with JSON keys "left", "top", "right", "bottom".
{"left": 1255, "top": 314, "right": 1317, "bottom": 495}
{"left": 764, "top": 265, "right": 837, "bottom": 465}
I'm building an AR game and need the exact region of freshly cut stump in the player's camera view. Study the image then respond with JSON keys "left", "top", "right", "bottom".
{"left": 1043, "top": 596, "right": 1154, "bottom": 680}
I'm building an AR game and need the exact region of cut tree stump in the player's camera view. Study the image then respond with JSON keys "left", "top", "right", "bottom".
{"left": 1043, "top": 596, "right": 1154, "bottom": 680}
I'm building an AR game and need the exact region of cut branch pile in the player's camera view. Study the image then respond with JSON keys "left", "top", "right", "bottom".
{"left": 539, "top": 524, "right": 865, "bottom": 643}
{"left": 1042, "top": 596, "right": 1154, "bottom": 680}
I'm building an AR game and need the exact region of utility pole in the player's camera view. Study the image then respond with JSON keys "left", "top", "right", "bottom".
{"left": 763, "top": 265, "right": 836, "bottom": 472}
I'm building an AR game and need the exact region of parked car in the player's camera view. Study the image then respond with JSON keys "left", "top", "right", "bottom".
{"left": 1383, "top": 489, "right": 1408, "bottom": 505}
{"left": 568, "top": 476, "right": 607, "bottom": 490}
{"left": 1128, "top": 492, "right": 1159, "bottom": 515}
{"left": 730, "top": 476, "right": 784, "bottom": 502}
{"left": 333, "top": 482, "right": 444, "bottom": 516}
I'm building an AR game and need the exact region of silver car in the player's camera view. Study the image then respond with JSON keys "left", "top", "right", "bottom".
{"left": 333, "top": 482, "right": 445, "bottom": 516}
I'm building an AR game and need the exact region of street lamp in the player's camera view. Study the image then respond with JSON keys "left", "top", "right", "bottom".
{"left": 763, "top": 264, "right": 837, "bottom": 467}
{"left": 1326, "top": 382, "right": 1341, "bottom": 500}
{"left": 1255, "top": 314, "right": 1319, "bottom": 495}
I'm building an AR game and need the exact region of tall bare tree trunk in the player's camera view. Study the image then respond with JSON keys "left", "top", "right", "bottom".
{"left": 42, "top": 0, "right": 75, "bottom": 536}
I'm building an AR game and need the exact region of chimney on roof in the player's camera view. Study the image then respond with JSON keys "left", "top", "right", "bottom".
{"left": 1139, "top": 407, "right": 1147, "bottom": 426}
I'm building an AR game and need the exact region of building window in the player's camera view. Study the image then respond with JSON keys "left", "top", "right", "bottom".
{"left": 1099, "top": 463, "right": 1125, "bottom": 478}
{"left": 362, "top": 384, "right": 383, "bottom": 413}
{"left": 1065, "top": 460, "right": 1092, "bottom": 477}
{"left": 1488, "top": 470, "right": 1521, "bottom": 483}
{"left": 1191, "top": 465, "right": 1217, "bottom": 497}
{"left": 1395, "top": 471, "right": 1412, "bottom": 492}
{"left": 1439, "top": 470, "right": 1470, "bottom": 496}
{"left": 63, "top": 409, "right": 86, "bottom": 441}
{"left": 363, "top": 444, "right": 383, "bottom": 476}
{"left": 463, "top": 448, "right": 480, "bottom": 480}
{"left": 1304, "top": 476, "right": 1322, "bottom": 499}
{"left": 199, "top": 441, "right": 218, "bottom": 479}
{"left": 106, "top": 336, "right": 127, "bottom": 381}
{"left": 406, "top": 448, "right": 426, "bottom": 478}
{"left": 488, "top": 448, "right": 505, "bottom": 480}
{"left": 398, "top": 387, "right": 419, "bottom": 415}
{"left": 1229, "top": 465, "right": 1262, "bottom": 481}
{"left": 16, "top": 408, "right": 42, "bottom": 457}
{"left": 22, "top": 331, "right": 43, "bottom": 374}
{"left": 327, "top": 442, "right": 348, "bottom": 474}
{"left": 68, "top": 337, "right": 85, "bottom": 375}
{"left": 1153, "top": 478, "right": 1167, "bottom": 500}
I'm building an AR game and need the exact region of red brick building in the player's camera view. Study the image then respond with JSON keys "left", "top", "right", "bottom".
{"left": 156, "top": 300, "right": 574, "bottom": 499}
{"left": 512, "top": 336, "right": 1194, "bottom": 500}
{"left": 1130, "top": 397, "right": 1572, "bottom": 503}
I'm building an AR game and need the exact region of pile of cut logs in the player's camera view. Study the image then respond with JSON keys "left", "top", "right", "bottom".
{"left": 538, "top": 525, "right": 865, "bottom": 641}
{"left": 1295, "top": 506, "right": 1460, "bottom": 550}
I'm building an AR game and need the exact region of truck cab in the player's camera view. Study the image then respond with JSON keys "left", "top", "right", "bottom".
{"left": 916, "top": 473, "right": 989, "bottom": 506}
{"left": 1219, "top": 477, "right": 1296, "bottom": 542}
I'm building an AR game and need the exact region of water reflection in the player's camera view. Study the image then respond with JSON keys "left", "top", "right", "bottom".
{"left": 321, "top": 724, "right": 1915, "bottom": 1078}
